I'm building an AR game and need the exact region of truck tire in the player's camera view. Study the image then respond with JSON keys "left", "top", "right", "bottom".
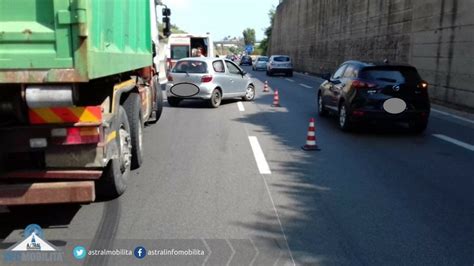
{"left": 96, "top": 106, "right": 131, "bottom": 199}
{"left": 167, "top": 97, "right": 181, "bottom": 107}
{"left": 154, "top": 79, "right": 164, "bottom": 121}
{"left": 146, "top": 76, "right": 163, "bottom": 125}
{"left": 123, "top": 92, "right": 144, "bottom": 169}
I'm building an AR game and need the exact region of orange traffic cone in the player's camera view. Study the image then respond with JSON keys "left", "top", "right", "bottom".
{"left": 271, "top": 90, "right": 281, "bottom": 107}
{"left": 302, "top": 118, "right": 320, "bottom": 151}
{"left": 263, "top": 81, "right": 269, "bottom": 92}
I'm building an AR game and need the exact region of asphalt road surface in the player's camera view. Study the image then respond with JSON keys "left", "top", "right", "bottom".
{"left": 1, "top": 66, "right": 473, "bottom": 266}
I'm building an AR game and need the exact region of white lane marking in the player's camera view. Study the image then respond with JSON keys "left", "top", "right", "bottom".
{"left": 248, "top": 136, "right": 271, "bottom": 174}
{"left": 249, "top": 238, "right": 259, "bottom": 266}
{"left": 225, "top": 239, "right": 235, "bottom": 266}
{"left": 201, "top": 239, "right": 212, "bottom": 266}
{"left": 237, "top": 101, "right": 245, "bottom": 112}
{"left": 433, "top": 134, "right": 474, "bottom": 151}
{"left": 255, "top": 151, "right": 296, "bottom": 266}
{"left": 299, "top": 83, "right": 312, "bottom": 89}
{"left": 0, "top": 206, "right": 9, "bottom": 214}
{"left": 431, "top": 109, "right": 474, "bottom": 125}
{"left": 242, "top": 125, "right": 294, "bottom": 265}
{"left": 285, "top": 78, "right": 294, "bottom": 82}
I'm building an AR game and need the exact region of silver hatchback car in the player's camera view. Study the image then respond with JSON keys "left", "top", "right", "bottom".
{"left": 252, "top": 56, "right": 269, "bottom": 71}
{"left": 166, "top": 58, "right": 255, "bottom": 108}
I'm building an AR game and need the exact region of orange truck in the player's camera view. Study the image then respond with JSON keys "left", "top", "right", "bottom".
{"left": 0, "top": 0, "right": 171, "bottom": 205}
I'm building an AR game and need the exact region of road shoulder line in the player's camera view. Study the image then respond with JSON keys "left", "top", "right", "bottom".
{"left": 299, "top": 83, "right": 312, "bottom": 89}
{"left": 431, "top": 108, "right": 474, "bottom": 125}
{"left": 433, "top": 134, "right": 474, "bottom": 151}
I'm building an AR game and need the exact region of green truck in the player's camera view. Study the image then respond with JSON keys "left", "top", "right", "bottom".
{"left": 0, "top": 0, "right": 170, "bottom": 205}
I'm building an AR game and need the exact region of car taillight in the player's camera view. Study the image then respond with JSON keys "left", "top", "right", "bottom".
{"left": 201, "top": 75, "right": 213, "bottom": 83}
{"left": 351, "top": 80, "right": 376, "bottom": 89}
{"left": 418, "top": 81, "right": 428, "bottom": 90}
{"left": 51, "top": 127, "right": 100, "bottom": 145}
{"left": 167, "top": 74, "right": 173, "bottom": 82}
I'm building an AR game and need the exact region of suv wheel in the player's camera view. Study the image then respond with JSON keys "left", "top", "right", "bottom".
{"left": 318, "top": 93, "right": 328, "bottom": 117}
{"left": 339, "top": 104, "right": 353, "bottom": 131}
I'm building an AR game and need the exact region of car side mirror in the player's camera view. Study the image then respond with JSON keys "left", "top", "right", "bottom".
{"left": 321, "top": 73, "right": 331, "bottom": 81}
{"left": 241, "top": 71, "right": 247, "bottom": 76}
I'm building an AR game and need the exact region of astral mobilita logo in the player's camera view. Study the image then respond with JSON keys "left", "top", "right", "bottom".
{"left": 3, "top": 224, "right": 63, "bottom": 263}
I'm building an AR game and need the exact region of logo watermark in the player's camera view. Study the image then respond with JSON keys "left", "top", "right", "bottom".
{"left": 3, "top": 224, "right": 63, "bottom": 263}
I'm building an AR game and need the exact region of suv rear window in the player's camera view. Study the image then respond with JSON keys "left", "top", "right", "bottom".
{"left": 359, "top": 66, "right": 421, "bottom": 84}
{"left": 274, "top": 56, "right": 290, "bottom": 62}
{"left": 172, "top": 60, "right": 208, "bottom": 73}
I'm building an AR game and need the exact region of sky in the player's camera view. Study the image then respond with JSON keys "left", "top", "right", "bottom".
{"left": 161, "top": 0, "right": 280, "bottom": 41}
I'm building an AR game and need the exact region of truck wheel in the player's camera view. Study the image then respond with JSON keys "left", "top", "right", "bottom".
{"left": 96, "top": 106, "right": 131, "bottom": 199}
{"left": 146, "top": 76, "right": 163, "bottom": 125}
{"left": 123, "top": 92, "right": 144, "bottom": 169}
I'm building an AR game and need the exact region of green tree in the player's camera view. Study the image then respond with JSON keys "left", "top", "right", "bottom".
{"left": 242, "top": 28, "right": 256, "bottom": 46}
{"left": 259, "top": 7, "right": 276, "bottom": 55}
{"left": 171, "top": 24, "right": 187, "bottom": 34}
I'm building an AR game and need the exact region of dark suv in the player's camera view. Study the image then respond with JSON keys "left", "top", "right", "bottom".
{"left": 239, "top": 55, "right": 252, "bottom": 66}
{"left": 317, "top": 61, "right": 430, "bottom": 133}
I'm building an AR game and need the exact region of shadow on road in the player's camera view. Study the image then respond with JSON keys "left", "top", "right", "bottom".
{"left": 0, "top": 204, "right": 81, "bottom": 249}
{"left": 229, "top": 83, "right": 474, "bottom": 265}
{"left": 165, "top": 98, "right": 243, "bottom": 109}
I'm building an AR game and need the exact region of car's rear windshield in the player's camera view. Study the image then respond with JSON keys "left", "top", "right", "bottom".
{"left": 274, "top": 56, "right": 290, "bottom": 62}
{"left": 258, "top": 57, "right": 269, "bottom": 61}
{"left": 359, "top": 66, "right": 421, "bottom": 84}
{"left": 171, "top": 45, "right": 189, "bottom": 60}
{"left": 172, "top": 60, "right": 208, "bottom": 74}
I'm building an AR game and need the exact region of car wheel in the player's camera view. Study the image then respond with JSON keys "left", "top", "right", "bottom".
{"left": 209, "top": 89, "right": 222, "bottom": 108}
{"left": 266, "top": 70, "right": 272, "bottom": 76}
{"left": 288, "top": 71, "right": 293, "bottom": 77}
{"left": 409, "top": 119, "right": 428, "bottom": 134}
{"left": 123, "top": 92, "right": 144, "bottom": 169}
{"left": 338, "top": 103, "right": 353, "bottom": 131}
{"left": 242, "top": 85, "right": 255, "bottom": 101}
{"left": 167, "top": 97, "right": 181, "bottom": 107}
{"left": 96, "top": 106, "right": 131, "bottom": 199}
{"left": 318, "top": 93, "right": 329, "bottom": 117}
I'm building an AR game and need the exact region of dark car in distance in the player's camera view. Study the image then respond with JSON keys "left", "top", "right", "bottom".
{"left": 239, "top": 55, "right": 252, "bottom": 66}
{"left": 317, "top": 61, "right": 430, "bottom": 133}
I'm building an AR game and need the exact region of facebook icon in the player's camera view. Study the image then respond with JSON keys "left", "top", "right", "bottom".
{"left": 134, "top": 246, "right": 147, "bottom": 259}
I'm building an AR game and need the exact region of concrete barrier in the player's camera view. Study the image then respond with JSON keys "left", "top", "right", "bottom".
{"left": 271, "top": 0, "right": 474, "bottom": 110}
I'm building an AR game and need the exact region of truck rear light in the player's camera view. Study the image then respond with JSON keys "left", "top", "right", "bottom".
{"left": 352, "top": 80, "right": 376, "bottom": 89}
{"left": 201, "top": 75, "right": 213, "bottom": 83}
{"left": 51, "top": 127, "right": 100, "bottom": 145}
{"left": 30, "top": 138, "right": 47, "bottom": 148}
